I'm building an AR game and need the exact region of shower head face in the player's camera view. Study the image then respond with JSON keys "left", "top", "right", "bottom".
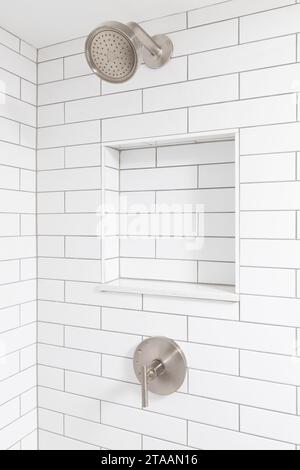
{"left": 85, "top": 22, "right": 139, "bottom": 83}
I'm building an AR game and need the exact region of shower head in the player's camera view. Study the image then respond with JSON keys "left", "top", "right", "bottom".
{"left": 85, "top": 21, "right": 173, "bottom": 84}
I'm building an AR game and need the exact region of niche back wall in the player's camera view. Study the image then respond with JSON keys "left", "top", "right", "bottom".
{"left": 37, "top": 0, "right": 300, "bottom": 450}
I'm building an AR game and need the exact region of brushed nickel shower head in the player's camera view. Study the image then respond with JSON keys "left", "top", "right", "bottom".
{"left": 85, "top": 21, "right": 173, "bottom": 83}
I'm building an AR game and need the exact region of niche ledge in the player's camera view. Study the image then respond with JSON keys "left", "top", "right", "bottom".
{"left": 98, "top": 279, "right": 239, "bottom": 302}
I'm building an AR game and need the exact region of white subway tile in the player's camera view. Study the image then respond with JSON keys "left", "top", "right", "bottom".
{"left": 240, "top": 123, "right": 300, "bottom": 155}
{"left": 39, "top": 409, "right": 64, "bottom": 434}
{"left": 0, "top": 398, "right": 19, "bottom": 431}
{"left": 189, "top": 35, "right": 295, "bottom": 80}
{"left": 39, "top": 257, "right": 101, "bottom": 282}
{"left": 120, "top": 166, "right": 197, "bottom": 191}
{"left": 0, "top": 67, "right": 20, "bottom": 99}
{"left": 179, "top": 341, "right": 238, "bottom": 375}
{"left": 38, "top": 214, "right": 100, "bottom": 236}
{"left": 38, "top": 167, "right": 101, "bottom": 192}
{"left": 143, "top": 75, "right": 238, "bottom": 112}
{"left": 241, "top": 63, "right": 300, "bottom": 99}
{"left": 156, "top": 237, "right": 235, "bottom": 262}
{"left": 241, "top": 294, "right": 300, "bottom": 327}
{"left": 241, "top": 406, "right": 300, "bottom": 444}
{"left": 120, "top": 238, "right": 155, "bottom": 258}
{"left": 65, "top": 236, "right": 101, "bottom": 259}
{"left": 102, "top": 307, "right": 187, "bottom": 341}
{"left": 241, "top": 350, "right": 300, "bottom": 386}
{"left": 198, "top": 163, "right": 235, "bottom": 188}
{"left": 102, "top": 109, "right": 187, "bottom": 142}
{"left": 149, "top": 391, "right": 238, "bottom": 431}
{"left": 66, "top": 91, "right": 141, "bottom": 123}
{"left": 0, "top": 367, "right": 36, "bottom": 407}
{"left": 38, "top": 103, "right": 64, "bottom": 127}
{"left": 156, "top": 188, "right": 235, "bottom": 213}
{"left": 39, "top": 430, "right": 97, "bottom": 450}
{"left": 198, "top": 261, "right": 235, "bottom": 285}
{"left": 20, "top": 215, "right": 36, "bottom": 236}
{"left": 120, "top": 148, "right": 155, "bottom": 169}
{"left": 0, "top": 214, "right": 19, "bottom": 236}
{"left": 240, "top": 4, "right": 300, "bottom": 43}
{"left": 190, "top": 369, "right": 296, "bottom": 413}
{"left": 39, "top": 75, "right": 100, "bottom": 105}
{"left": 0, "top": 26, "right": 19, "bottom": 51}
{"left": 38, "top": 386, "right": 100, "bottom": 421}
{"left": 20, "top": 42, "right": 37, "bottom": 62}
{"left": 0, "top": 94, "right": 36, "bottom": 126}
{"left": 38, "top": 322, "right": 64, "bottom": 346}
{"left": 39, "top": 38, "right": 85, "bottom": 62}
{"left": 21, "top": 387, "right": 37, "bottom": 414}
{"left": 240, "top": 153, "right": 295, "bottom": 183}
{"left": 241, "top": 182, "right": 300, "bottom": 210}
{"left": 38, "top": 236, "right": 64, "bottom": 257}
{"left": 0, "top": 117, "right": 19, "bottom": 145}
{"left": 38, "top": 343, "right": 101, "bottom": 375}
{"left": 64, "top": 53, "right": 91, "bottom": 78}
{"left": 21, "top": 80, "right": 36, "bottom": 105}
{"left": 189, "top": 317, "right": 295, "bottom": 355}
{"left": 120, "top": 258, "right": 197, "bottom": 283}
{"left": 38, "top": 300, "right": 100, "bottom": 329}
{"left": 38, "top": 279, "right": 64, "bottom": 302}
{"left": 144, "top": 295, "right": 239, "bottom": 321}
{"left": 241, "top": 239, "right": 300, "bottom": 268}
{"left": 0, "top": 410, "right": 37, "bottom": 451}
{"left": 0, "top": 324, "right": 36, "bottom": 356}
{"left": 188, "top": 421, "right": 293, "bottom": 450}
{"left": 65, "top": 326, "right": 139, "bottom": 357}
{"left": 188, "top": 0, "right": 294, "bottom": 28}
{"left": 0, "top": 280, "right": 36, "bottom": 310}
{"left": 143, "top": 437, "right": 194, "bottom": 451}
{"left": 240, "top": 266, "right": 296, "bottom": 297}
{"left": 38, "top": 192, "right": 64, "bottom": 214}
{"left": 157, "top": 140, "right": 235, "bottom": 167}
{"left": 38, "top": 121, "right": 100, "bottom": 149}
{"left": 0, "top": 237, "right": 36, "bottom": 260}
{"left": 171, "top": 19, "right": 238, "bottom": 57}
{"left": 189, "top": 95, "right": 296, "bottom": 133}
{"left": 38, "top": 59, "right": 64, "bottom": 84}
{"left": 0, "top": 43, "right": 36, "bottom": 82}
{"left": 102, "top": 402, "right": 187, "bottom": 444}
{"left": 20, "top": 169, "right": 36, "bottom": 192}
{"left": 20, "top": 124, "right": 36, "bottom": 149}
{"left": 20, "top": 344, "right": 36, "bottom": 370}
{"left": 0, "top": 165, "right": 19, "bottom": 190}
{"left": 65, "top": 143, "right": 101, "bottom": 168}
{"left": 37, "top": 148, "right": 64, "bottom": 171}
{"left": 65, "top": 415, "right": 141, "bottom": 450}
{"left": 0, "top": 306, "right": 19, "bottom": 333}
{"left": 38, "top": 365, "right": 64, "bottom": 390}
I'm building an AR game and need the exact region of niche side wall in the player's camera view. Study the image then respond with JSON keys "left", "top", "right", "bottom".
{"left": 0, "top": 27, "right": 37, "bottom": 449}
{"left": 37, "top": 1, "right": 300, "bottom": 450}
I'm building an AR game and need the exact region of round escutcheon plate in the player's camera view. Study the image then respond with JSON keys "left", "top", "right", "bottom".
{"left": 133, "top": 336, "right": 187, "bottom": 396}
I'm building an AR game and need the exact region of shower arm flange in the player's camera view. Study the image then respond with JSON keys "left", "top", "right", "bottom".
{"left": 127, "top": 22, "right": 162, "bottom": 57}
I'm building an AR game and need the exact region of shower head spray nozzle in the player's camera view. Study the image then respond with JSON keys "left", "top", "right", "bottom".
{"left": 85, "top": 21, "right": 173, "bottom": 84}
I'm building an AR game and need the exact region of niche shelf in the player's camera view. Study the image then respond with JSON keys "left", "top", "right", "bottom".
{"left": 99, "top": 130, "right": 240, "bottom": 303}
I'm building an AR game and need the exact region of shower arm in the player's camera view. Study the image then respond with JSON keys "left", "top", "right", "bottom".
{"left": 127, "top": 22, "right": 162, "bottom": 57}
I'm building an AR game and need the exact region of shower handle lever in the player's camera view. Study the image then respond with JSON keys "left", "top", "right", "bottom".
{"left": 141, "top": 360, "right": 165, "bottom": 408}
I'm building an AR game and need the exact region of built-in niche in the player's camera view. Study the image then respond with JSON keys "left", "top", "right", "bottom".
{"left": 100, "top": 131, "right": 239, "bottom": 302}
